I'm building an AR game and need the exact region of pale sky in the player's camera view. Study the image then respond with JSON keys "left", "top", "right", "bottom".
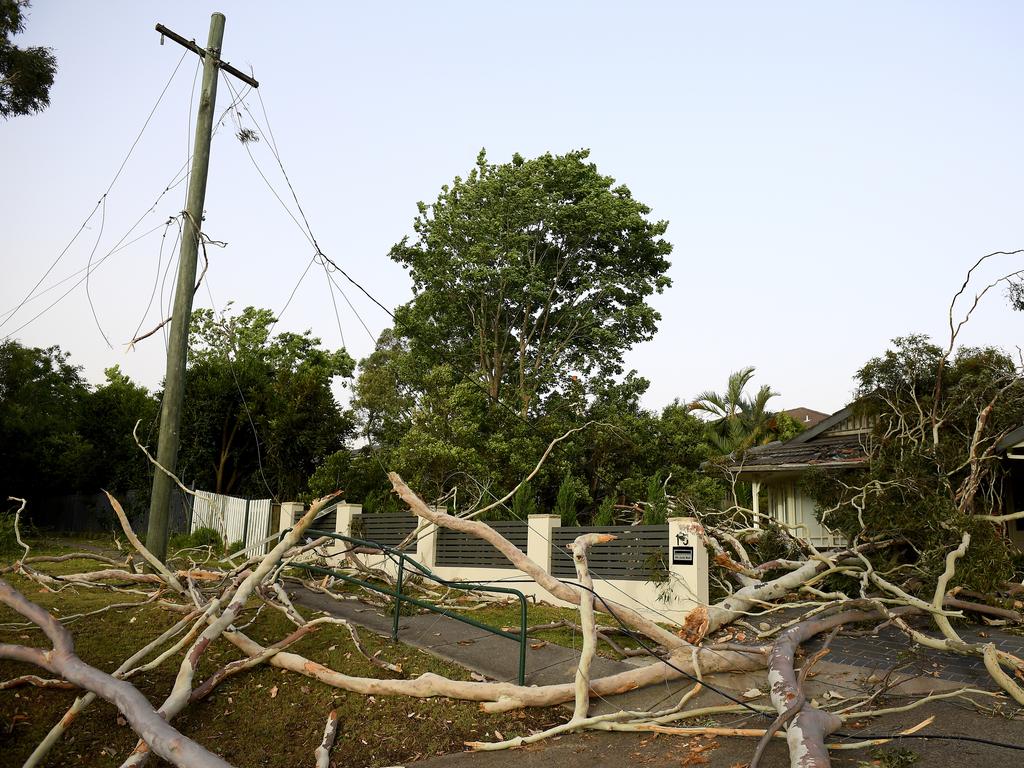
{"left": 2, "top": 1, "right": 1022, "bottom": 416}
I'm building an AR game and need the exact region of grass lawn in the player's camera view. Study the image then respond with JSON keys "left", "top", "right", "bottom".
{"left": 0, "top": 542, "right": 560, "bottom": 768}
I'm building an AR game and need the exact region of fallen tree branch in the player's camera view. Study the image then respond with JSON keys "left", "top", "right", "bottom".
{"left": 944, "top": 595, "right": 1023, "bottom": 623}
{"left": 983, "top": 642, "right": 1024, "bottom": 705}
{"left": 189, "top": 622, "right": 322, "bottom": 703}
{"left": 119, "top": 493, "right": 338, "bottom": 767}
{"left": 314, "top": 709, "right": 339, "bottom": 768}
{"left": 217, "top": 623, "right": 764, "bottom": 713}
{"left": 21, "top": 607, "right": 202, "bottom": 768}
{"left": 107, "top": 491, "right": 186, "bottom": 595}
{"left": 388, "top": 471, "right": 686, "bottom": 651}
{"left": 0, "top": 674, "right": 77, "bottom": 691}
{"left": 569, "top": 532, "right": 615, "bottom": 723}
{"left": 765, "top": 606, "right": 885, "bottom": 768}
{"left": 0, "top": 578, "right": 235, "bottom": 768}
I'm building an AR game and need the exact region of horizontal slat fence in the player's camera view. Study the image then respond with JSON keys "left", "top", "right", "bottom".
{"left": 550, "top": 525, "right": 669, "bottom": 581}
{"left": 305, "top": 503, "right": 337, "bottom": 535}
{"left": 353, "top": 513, "right": 418, "bottom": 547}
{"left": 436, "top": 521, "right": 528, "bottom": 568}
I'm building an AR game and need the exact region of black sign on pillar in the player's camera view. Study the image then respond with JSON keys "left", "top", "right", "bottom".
{"left": 672, "top": 546, "right": 694, "bottom": 565}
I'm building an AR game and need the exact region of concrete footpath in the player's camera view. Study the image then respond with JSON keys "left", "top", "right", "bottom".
{"left": 291, "top": 586, "right": 637, "bottom": 696}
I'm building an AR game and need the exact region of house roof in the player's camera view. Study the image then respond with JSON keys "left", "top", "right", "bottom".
{"left": 717, "top": 402, "right": 872, "bottom": 475}
{"left": 997, "top": 425, "right": 1024, "bottom": 453}
{"left": 789, "top": 405, "right": 856, "bottom": 444}
{"left": 727, "top": 434, "right": 870, "bottom": 474}
{"left": 783, "top": 407, "right": 830, "bottom": 428}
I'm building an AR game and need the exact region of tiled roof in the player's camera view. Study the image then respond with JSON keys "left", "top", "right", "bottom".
{"left": 726, "top": 434, "right": 869, "bottom": 472}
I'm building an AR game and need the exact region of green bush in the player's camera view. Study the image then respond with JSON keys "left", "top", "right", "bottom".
{"left": 167, "top": 531, "right": 192, "bottom": 553}
{"left": 511, "top": 481, "right": 538, "bottom": 520}
{"left": 592, "top": 497, "right": 616, "bottom": 526}
{"left": 643, "top": 473, "right": 668, "bottom": 525}
{"left": 554, "top": 473, "right": 580, "bottom": 527}
{"left": 168, "top": 526, "right": 225, "bottom": 554}
{"left": 189, "top": 527, "right": 224, "bottom": 550}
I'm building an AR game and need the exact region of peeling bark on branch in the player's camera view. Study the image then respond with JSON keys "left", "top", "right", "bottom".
{"left": 765, "top": 608, "right": 884, "bottom": 768}
{"left": 314, "top": 709, "right": 339, "bottom": 768}
{"left": 218, "top": 623, "right": 764, "bottom": 712}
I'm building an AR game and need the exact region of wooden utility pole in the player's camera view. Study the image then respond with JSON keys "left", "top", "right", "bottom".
{"left": 146, "top": 13, "right": 258, "bottom": 561}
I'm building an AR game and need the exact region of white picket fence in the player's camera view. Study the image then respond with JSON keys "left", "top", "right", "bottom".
{"left": 190, "top": 490, "right": 274, "bottom": 556}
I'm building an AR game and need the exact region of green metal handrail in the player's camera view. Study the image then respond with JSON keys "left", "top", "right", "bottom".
{"left": 288, "top": 528, "right": 529, "bottom": 685}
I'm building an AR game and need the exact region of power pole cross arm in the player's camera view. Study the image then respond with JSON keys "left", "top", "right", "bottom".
{"left": 145, "top": 13, "right": 256, "bottom": 562}
{"left": 155, "top": 22, "right": 259, "bottom": 89}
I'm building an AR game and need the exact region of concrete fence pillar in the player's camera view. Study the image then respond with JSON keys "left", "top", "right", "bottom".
{"left": 416, "top": 520, "right": 438, "bottom": 569}
{"left": 324, "top": 503, "right": 359, "bottom": 561}
{"left": 333, "top": 503, "right": 361, "bottom": 537}
{"left": 528, "top": 514, "right": 561, "bottom": 573}
{"left": 667, "top": 516, "right": 709, "bottom": 607}
{"left": 279, "top": 502, "right": 305, "bottom": 535}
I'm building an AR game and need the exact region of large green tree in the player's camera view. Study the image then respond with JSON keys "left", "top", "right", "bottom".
{"left": 390, "top": 149, "right": 672, "bottom": 417}
{"left": 344, "top": 344, "right": 724, "bottom": 519}
{"left": 178, "top": 306, "right": 355, "bottom": 500}
{"left": 78, "top": 365, "right": 159, "bottom": 495}
{"left": 0, "top": 1, "right": 56, "bottom": 119}
{"left": 0, "top": 340, "right": 89, "bottom": 499}
{"left": 343, "top": 149, "right": 678, "bottom": 512}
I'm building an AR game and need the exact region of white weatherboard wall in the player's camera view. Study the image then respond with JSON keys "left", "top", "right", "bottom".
{"left": 283, "top": 503, "right": 710, "bottom": 626}
{"left": 766, "top": 480, "right": 846, "bottom": 549}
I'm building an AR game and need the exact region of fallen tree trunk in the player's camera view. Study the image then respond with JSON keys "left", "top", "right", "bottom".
{"left": 765, "top": 608, "right": 883, "bottom": 768}
{"left": 568, "top": 532, "right": 616, "bottom": 722}
{"left": 218, "top": 625, "right": 765, "bottom": 712}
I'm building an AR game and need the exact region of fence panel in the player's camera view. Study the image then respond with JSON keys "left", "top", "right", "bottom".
{"left": 310, "top": 504, "right": 337, "bottom": 534}
{"left": 436, "top": 521, "right": 528, "bottom": 568}
{"left": 550, "top": 525, "right": 669, "bottom": 581}
{"left": 353, "top": 513, "right": 417, "bottom": 547}
{"left": 191, "top": 491, "right": 274, "bottom": 555}
{"left": 244, "top": 499, "right": 273, "bottom": 555}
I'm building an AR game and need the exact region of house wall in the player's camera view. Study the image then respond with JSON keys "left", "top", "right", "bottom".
{"left": 821, "top": 411, "right": 875, "bottom": 437}
{"left": 765, "top": 480, "right": 847, "bottom": 549}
